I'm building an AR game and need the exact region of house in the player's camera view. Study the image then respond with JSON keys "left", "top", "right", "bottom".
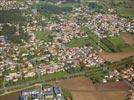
{"left": 44, "top": 87, "right": 54, "bottom": 99}
{"left": 0, "top": 36, "right": 6, "bottom": 47}
{"left": 19, "top": 96, "right": 27, "bottom": 100}
{"left": 53, "top": 86, "right": 62, "bottom": 97}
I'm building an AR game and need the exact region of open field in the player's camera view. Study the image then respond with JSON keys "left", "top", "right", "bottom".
{"left": 108, "top": 36, "right": 126, "bottom": 47}
{"left": 121, "top": 33, "right": 134, "bottom": 45}
{"left": 34, "top": 31, "right": 53, "bottom": 42}
{"left": 117, "top": 7, "right": 134, "bottom": 18}
{"left": 0, "top": 92, "right": 21, "bottom": 100}
{"left": 68, "top": 33, "right": 134, "bottom": 52}
{"left": 57, "top": 76, "right": 95, "bottom": 91}
{"left": 99, "top": 51, "right": 134, "bottom": 62}
{"left": 95, "top": 82, "right": 130, "bottom": 91}
{"left": 72, "top": 91, "right": 128, "bottom": 100}
{"left": 57, "top": 77, "right": 129, "bottom": 100}
{"left": 72, "top": 91, "right": 105, "bottom": 100}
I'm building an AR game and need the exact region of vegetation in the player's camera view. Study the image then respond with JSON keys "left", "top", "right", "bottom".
{"left": 0, "top": 25, "right": 29, "bottom": 44}
{"left": 62, "top": 88, "right": 73, "bottom": 100}
{"left": 85, "top": 68, "right": 108, "bottom": 84}
{"left": 111, "top": 56, "right": 134, "bottom": 71}
{"left": 0, "top": 77, "right": 4, "bottom": 88}
{"left": 34, "top": 31, "right": 53, "bottom": 42}
{"left": 40, "top": 0, "right": 80, "bottom": 3}
{"left": 67, "top": 37, "right": 88, "bottom": 47}
{"left": 101, "top": 38, "right": 121, "bottom": 52}
{"left": 0, "top": 9, "right": 26, "bottom": 24}
{"left": 117, "top": 7, "right": 134, "bottom": 18}
{"left": 67, "top": 33, "right": 113, "bottom": 52}
{"left": 108, "top": 36, "right": 134, "bottom": 52}
{"left": 42, "top": 71, "right": 68, "bottom": 81}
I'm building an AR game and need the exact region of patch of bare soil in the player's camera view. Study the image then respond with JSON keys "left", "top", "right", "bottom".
{"left": 121, "top": 33, "right": 134, "bottom": 45}
{"left": 99, "top": 52, "right": 134, "bottom": 62}
{"left": 57, "top": 76, "right": 95, "bottom": 91}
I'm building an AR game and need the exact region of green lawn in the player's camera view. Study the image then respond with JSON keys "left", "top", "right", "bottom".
{"left": 108, "top": 36, "right": 134, "bottom": 52}
{"left": 41, "top": 71, "right": 68, "bottom": 81}
{"left": 19, "top": 47, "right": 28, "bottom": 54}
{"left": 108, "top": 36, "right": 125, "bottom": 47}
{"left": 67, "top": 37, "right": 87, "bottom": 47}
{"left": 34, "top": 31, "right": 53, "bottom": 41}
{"left": 62, "top": 88, "right": 73, "bottom": 100}
{"left": 117, "top": 7, "right": 134, "bottom": 18}
{"left": 60, "top": 3, "right": 79, "bottom": 8}
{"left": 67, "top": 36, "right": 99, "bottom": 48}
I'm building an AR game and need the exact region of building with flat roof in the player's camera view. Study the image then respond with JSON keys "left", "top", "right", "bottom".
{"left": 44, "top": 87, "right": 54, "bottom": 99}
{"left": 53, "top": 86, "right": 62, "bottom": 97}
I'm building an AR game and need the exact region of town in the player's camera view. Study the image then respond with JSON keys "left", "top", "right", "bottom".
{"left": 0, "top": 0, "right": 134, "bottom": 100}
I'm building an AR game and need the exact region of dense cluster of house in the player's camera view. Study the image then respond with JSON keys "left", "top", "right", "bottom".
{"left": 0, "top": 0, "right": 33, "bottom": 10}
{"left": 0, "top": 41, "right": 48, "bottom": 82}
{"left": 72, "top": 7, "right": 134, "bottom": 38}
{"left": 129, "top": 90, "right": 134, "bottom": 100}
{"left": 103, "top": 67, "right": 134, "bottom": 87}
{"left": 20, "top": 86, "right": 64, "bottom": 100}
{"left": 50, "top": 20, "right": 85, "bottom": 43}
{"left": 120, "top": 67, "right": 134, "bottom": 85}
{"left": 0, "top": 7, "right": 106, "bottom": 83}
{"left": 0, "top": 0, "right": 133, "bottom": 90}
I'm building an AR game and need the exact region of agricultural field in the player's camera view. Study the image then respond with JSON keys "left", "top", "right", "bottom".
{"left": 67, "top": 34, "right": 111, "bottom": 52}
{"left": 116, "top": 7, "right": 134, "bottom": 18}
{"left": 99, "top": 52, "right": 134, "bottom": 62}
{"left": 68, "top": 32, "right": 133, "bottom": 53}
{"left": 107, "top": 36, "right": 134, "bottom": 52}
{"left": 57, "top": 77, "right": 129, "bottom": 100}
{"left": 57, "top": 76, "right": 95, "bottom": 91}
{"left": 41, "top": 71, "right": 69, "bottom": 81}
{"left": 121, "top": 33, "right": 134, "bottom": 45}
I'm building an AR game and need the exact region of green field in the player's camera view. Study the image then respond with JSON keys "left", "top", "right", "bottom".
{"left": 117, "top": 7, "right": 134, "bottom": 18}
{"left": 88, "top": 34, "right": 111, "bottom": 52}
{"left": 41, "top": 71, "right": 68, "bottom": 81}
{"left": 121, "top": 46, "right": 134, "bottom": 52}
{"left": 108, "top": 36, "right": 134, "bottom": 52}
{"left": 108, "top": 36, "right": 125, "bottom": 46}
{"left": 67, "top": 34, "right": 112, "bottom": 52}
{"left": 67, "top": 37, "right": 88, "bottom": 48}
{"left": 67, "top": 33, "right": 134, "bottom": 52}
{"left": 34, "top": 31, "right": 53, "bottom": 42}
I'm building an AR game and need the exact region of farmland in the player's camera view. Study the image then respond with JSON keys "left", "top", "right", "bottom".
{"left": 99, "top": 52, "right": 134, "bottom": 62}
{"left": 57, "top": 77, "right": 129, "bottom": 100}
{"left": 116, "top": 7, "right": 134, "bottom": 18}
{"left": 68, "top": 33, "right": 134, "bottom": 53}
{"left": 121, "top": 33, "right": 134, "bottom": 45}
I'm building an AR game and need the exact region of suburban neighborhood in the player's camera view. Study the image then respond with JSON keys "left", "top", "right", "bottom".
{"left": 0, "top": 0, "right": 134, "bottom": 100}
